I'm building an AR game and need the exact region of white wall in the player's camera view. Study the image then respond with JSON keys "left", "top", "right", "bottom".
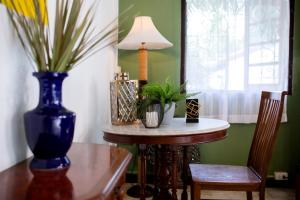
{"left": 0, "top": 0, "right": 118, "bottom": 172}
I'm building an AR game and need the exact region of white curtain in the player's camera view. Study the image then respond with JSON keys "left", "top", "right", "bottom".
{"left": 186, "top": 0, "right": 289, "bottom": 123}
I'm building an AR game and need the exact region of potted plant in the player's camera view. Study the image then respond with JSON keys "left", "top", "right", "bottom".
{"left": 5, "top": 0, "right": 119, "bottom": 170}
{"left": 139, "top": 79, "right": 197, "bottom": 126}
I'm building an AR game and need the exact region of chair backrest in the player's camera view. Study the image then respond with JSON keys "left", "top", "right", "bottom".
{"left": 247, "top": 91, "right": 287, "bottom": 182}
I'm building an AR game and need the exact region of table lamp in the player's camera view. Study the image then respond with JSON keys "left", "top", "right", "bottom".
{"left": 118, "top": 16, "right": 173, "bottom": 81}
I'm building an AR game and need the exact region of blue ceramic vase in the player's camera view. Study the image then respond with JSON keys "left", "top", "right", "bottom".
{"left": 24, "top": 72, "right": 76, "bottom": 170}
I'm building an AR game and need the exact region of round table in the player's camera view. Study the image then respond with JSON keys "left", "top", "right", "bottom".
{"left": 103, "top": 118, "right": 230, "bottom": 200}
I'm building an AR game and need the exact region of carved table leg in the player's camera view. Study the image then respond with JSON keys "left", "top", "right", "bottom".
{"left": 153, "top": 145, "right": 159, "bottom": 198}
{"left": 139, "top": 144, "right": 147, "bottom": 200}
{"left": 181, "top": 146, "right": 189, "bottom": 200}
{"left": 171, "top": 145, "right": 178, "bottom": 200}
{"left": 155, "top": 145, "right": 172, "bottom": 200}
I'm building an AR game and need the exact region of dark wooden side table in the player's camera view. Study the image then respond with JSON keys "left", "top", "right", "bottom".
{"left": 0, "top": 143, "right": 132, "bottom": 200}
{"left": 103, "top": 118, "right": 230, "bottom": 200}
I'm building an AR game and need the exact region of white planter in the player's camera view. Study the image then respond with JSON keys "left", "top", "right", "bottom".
{"left": 161, "top": 102, "right": 176, "bottom": 125}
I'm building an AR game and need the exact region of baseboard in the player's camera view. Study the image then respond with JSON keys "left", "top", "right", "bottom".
{"left": 266, "top": 177, "right": 294, "bottom": 188}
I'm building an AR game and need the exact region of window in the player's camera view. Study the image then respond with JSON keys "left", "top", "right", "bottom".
{"left": 182, "top": 0, "right": 293, "bottom": 123}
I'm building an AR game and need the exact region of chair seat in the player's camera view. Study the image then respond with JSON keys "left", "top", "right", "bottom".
{"left": 190, "top": 164, "right": 261, "bottom": 190}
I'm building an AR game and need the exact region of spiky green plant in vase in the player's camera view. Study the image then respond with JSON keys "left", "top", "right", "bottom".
{"left": 6, "top": 0, "right": 120, "bottom": 72}
{"left": 5, "top": 0, "right": 121, "bottom": 170}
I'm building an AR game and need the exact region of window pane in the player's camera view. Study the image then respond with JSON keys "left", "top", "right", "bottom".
{"left": 249, "top": 42, "right": 279, "bottom": 65}
{"left": 249, "top": 64, "right": 279, "bottom": 85}
{"left": 186, "top": 0, "right": 245, "bottom": 91}
{"left": 185, "top": 0, "right": 290, "bottom": 122}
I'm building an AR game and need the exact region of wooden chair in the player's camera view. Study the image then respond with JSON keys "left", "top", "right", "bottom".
{"left": 189, "top": 91, "right": 288, "bottom": 200}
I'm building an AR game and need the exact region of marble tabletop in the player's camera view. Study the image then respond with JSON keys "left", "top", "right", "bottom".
{"left": 103, "top": 118, "right": 230, "bottom": 136}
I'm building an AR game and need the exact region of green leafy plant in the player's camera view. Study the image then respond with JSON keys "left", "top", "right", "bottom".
{"left": 141, "top": 79, "right": 197, "bottom": 105}
{"left": 6, "top": 0, "right": 128, "bottom": 72}
{"left": 138, "top": 79, "right": 198, "bottom": 117}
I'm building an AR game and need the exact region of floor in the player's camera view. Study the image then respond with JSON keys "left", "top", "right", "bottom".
{"left": 124, "top": 184, "right": 296, "bottom": 200}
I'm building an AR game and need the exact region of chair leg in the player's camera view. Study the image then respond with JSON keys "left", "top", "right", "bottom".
{"left": 191, "top": 182, "right": 194, "bottom": 200}
{"left": 246, "top": 191, "right": 253, "bottom": 200}
{"left": 191, "top": 182, "right": 201, "bottom": 200}
{"left": 259, "top": 188, "right": 265, "bottom": 200}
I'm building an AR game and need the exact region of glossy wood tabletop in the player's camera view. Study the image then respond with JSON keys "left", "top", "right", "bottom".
{"left": 0, "top": 143, "right": 132, "bottom": 200}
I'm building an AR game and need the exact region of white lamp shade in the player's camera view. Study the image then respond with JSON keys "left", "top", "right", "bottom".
{"left": 118, "top": 16, "right": 173, "bottom": 50}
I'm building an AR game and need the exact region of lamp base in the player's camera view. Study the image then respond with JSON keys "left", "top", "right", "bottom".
{"left": 127, "top": 184, "right": 154, "bottom": 198}
{"left": 138, "top": 80, "right": 148, "bottom": 100}
{"left": 138, "top": 80, "right": 148, "bottom": 87}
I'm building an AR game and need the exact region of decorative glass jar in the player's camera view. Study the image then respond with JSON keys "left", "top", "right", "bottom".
{"left": 110, "top": 72, "right": 138, "bottom": 125}
{"left": 140, "top": 103, "right": 164, "bottom": 128}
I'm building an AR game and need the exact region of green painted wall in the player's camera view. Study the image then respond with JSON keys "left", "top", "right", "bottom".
{"left": 118, "top": 0, "right": 181, "bottom": 83}
{"left": 119, "top": 0, "right": 300, "bottom": 178}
